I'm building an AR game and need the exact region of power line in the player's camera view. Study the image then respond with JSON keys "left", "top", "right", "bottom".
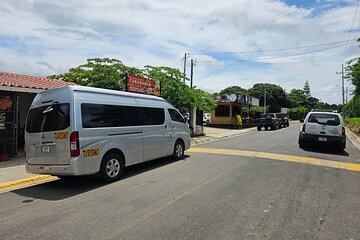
{"left": 190, "top": 39, "right": 356, "bottom": 55}
{"left": 196, "top": 42, "right": 351, "bottom": 63}
{"left": 339, "top": 0, "right": 360, "bottom": 68}
{"left": 194, "top": 0, "right": 314, "bottom": 54}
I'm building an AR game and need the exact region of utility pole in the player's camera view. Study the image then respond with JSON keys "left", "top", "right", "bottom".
{"left": 342, "top": 64, "right": 345, "bottom": 105}
{"left": 264, "top": 85, "right": 267, "bottom": 113}
{"left": 190, "top": 59, "right": 194, "bottom": 88}
{"left": 336, "top": 64, "right": 345, "bottom": 105}
{"left": 183, "top": 53, "right": 187, "bottom": 84}
{"left": 346, "top": 86, "right": 348, "bottom": 103}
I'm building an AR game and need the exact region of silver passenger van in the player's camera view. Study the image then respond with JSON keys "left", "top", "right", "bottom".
{"left": 25, "top": 86, "right": 191, "bottom": 182}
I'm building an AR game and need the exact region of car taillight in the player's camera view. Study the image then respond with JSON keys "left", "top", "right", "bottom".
{"left": 342, "top": 127, "right": 345, "bottom": 136}
{"left": 301, "top": 124, "right": 306, "bottom": 133}
{"left": 70, "top": 131, "right": 80, "bottom": 157}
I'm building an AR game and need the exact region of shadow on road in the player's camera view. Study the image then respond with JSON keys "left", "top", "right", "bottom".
{"left": 301, "top": 145, "right": 349, "bottom": 156}
{"left": 11, "top": 155, "right": 189, "bottom": 201}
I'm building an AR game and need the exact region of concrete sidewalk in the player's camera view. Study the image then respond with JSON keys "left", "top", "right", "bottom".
{"left": 0, "top": 126, "right": 256, "bottom": 192}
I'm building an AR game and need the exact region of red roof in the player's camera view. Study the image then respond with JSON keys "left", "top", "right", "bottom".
{"left": 0, "top": 71, "right": 76, "bottom": 90}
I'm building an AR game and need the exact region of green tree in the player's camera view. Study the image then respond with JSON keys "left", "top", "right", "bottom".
{"left": 48, "top": 58, "right": 135, "bottom": 90}
{"left": 48, "top": 58, "right": 216, "bottom": 112}
{"left": 217, "top": 86, "right": 248, "bottom": 96}
{"left": 346, "top": 58, "right": 360, "bottom": 96}
{"left": 287, "top": 89, "right": 308, "bottom": 108}
{"left": 249, "top": 83, "right": 288, "bottom": 113}
{"left": 303, "top": 80, "right": 311, "bottom": 98}
{"left": 143, "top": 65, "right": 216, "bottom": 112}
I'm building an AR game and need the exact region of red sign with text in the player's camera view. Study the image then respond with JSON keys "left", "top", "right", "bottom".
{"left": 127, "top": 74, "right": 160, "bottom": 96}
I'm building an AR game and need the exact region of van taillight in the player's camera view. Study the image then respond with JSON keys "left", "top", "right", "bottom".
{"left": 70, "top": 131, "right": 80, "bottom": 157}
{"left": 342, "top": 127, "right": 345, "bottom": 136}
{"left": 301, "top": 124, "right": 306, "bottom": 133}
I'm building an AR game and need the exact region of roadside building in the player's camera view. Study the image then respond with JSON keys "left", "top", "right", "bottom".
{"left": 209, "top": 94, "right": 259, "bottom": 128}
{"left": 0, "top": 71, "right": 75, "bottom": 158}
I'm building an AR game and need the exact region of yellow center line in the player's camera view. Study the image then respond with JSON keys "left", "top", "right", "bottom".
{"left": 187, "top": 147, "right": 360, "bottom": 172}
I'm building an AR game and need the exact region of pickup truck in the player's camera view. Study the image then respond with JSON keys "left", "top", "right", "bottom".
{"left": 255, "top": 113, "right": 282, "bottom": 131}
{"left": 275, "top": 113, "right": 289, "bottom": 128}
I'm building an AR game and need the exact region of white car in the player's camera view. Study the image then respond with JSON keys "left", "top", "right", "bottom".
{"left": 298, "top": 111, "right": 346, "bottom": 152}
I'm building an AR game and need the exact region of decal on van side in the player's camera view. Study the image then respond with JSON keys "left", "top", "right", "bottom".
{"left": 83, "top": 148, "right": 99, "bottom": 158}
{"left": 54, "top": 131, "right": 69, "bottom": 140}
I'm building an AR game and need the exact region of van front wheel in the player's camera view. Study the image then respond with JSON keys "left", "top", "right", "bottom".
{"left": 100, "top": 153, "right": 124, "bottom": 182}
{"left": 173, "top": 140, "right": 184, "bottom": 160}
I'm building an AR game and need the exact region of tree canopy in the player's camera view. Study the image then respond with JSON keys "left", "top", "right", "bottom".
{"left": 303, "top": 80, "right": 311, "bottom": 98}
{"left": 248, "top": 83, "right": 287, "bottom": 113}
{"left": 48, "top": 58, "right": 216, "bottom": 113}
{"left": 216, "top": 86, "right": 248, "bottom": 96}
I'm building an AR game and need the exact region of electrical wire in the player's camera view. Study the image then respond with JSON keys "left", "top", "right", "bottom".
{"left": 339, "top": 0, "right": 360, "bottom": 70}
{"left": 190, "top": 39, "right": 356, "bottom": 55}
{"left": 196, "top": 41, "right": 353, "bottom": 63}
{"left": 194, "top": 0, "right": 314, "bottom": 54}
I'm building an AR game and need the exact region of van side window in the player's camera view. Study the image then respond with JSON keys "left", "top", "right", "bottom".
{"left": 168, "top": 109, "right": 184, "bottom": 123}
{"left": 81, "top": 104, "right": 140, "bottom": 128}
{"left": 140, "top": 107, "right": 165, "bottom": 125}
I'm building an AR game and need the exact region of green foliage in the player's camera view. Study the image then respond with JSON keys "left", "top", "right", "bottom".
{"left": 48, "top": 58, "right": 130, "bottom": 90}
{"left": 287, "top": 89, "right": 308, "bottom": 108}
{"left": 343, "top": 95, "right": 360, "bottom": 117}
{"left": 303, "top": 80, "right": 311, "bottom": 98}
{"left": 344, "top": 117, "right": 360, "bottom": 134}
{"left": 288, "top": 106, "right": 307, "bottom": 120}
{"left": 346, "top": 57, "right": 360, "bottom": 96}
{"left": 249, "top": 83, "right": 287, "bottom": 113}
{"left": 48, "top": 58, "right": 216, "bottom": 113}
{"left": 216, "top": 86, "right": 248, "bottom": 96}
{"left": 143, "top": 65, "right": 216, "bottom": 112}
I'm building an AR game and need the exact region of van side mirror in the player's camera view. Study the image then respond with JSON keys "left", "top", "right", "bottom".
{"left": 184, "top": 116, "right": 188, "bottom": 123}
{"left": 300, "top": 119, "right": 304, "bottom": 123}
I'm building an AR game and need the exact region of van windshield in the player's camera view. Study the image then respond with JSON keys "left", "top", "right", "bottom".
{"left": 308, "top": 113, "right": 340, "bottom": 126}
{"left": 26, "top": 103, "right": 70, "bottom": 133}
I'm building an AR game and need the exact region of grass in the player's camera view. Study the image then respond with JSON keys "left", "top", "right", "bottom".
{"left": 345, "top": 117, "right": 360, "bottom": 135}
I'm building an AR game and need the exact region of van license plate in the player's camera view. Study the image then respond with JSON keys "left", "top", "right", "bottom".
{"left": 318, "top": 137, "right": 327, "bottom": 142}
{"left": 42, "top": 146, "right": 50, "bottom": 153}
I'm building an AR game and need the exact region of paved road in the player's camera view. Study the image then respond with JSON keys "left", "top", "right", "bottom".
{"left": 1, "top": 123, "right": 360, "bottom": 240}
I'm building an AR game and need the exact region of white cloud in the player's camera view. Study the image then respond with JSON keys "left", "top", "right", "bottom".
{"left": 0, "top": 0, "right": 359, "bottom": 104}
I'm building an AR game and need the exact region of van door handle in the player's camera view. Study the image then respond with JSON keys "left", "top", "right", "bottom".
{"left": 165, "top": 125, "right": 168, "bottom": 129}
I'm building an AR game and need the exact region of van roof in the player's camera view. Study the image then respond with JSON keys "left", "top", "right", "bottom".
{"left": 55, "top": 85, "right": 167, "bottom": 102}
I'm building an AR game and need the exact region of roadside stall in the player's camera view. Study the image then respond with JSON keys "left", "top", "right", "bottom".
{"left": 209, "top": 94, "right": 259, "bottom": 128}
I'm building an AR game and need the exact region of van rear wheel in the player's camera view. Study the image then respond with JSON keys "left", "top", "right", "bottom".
{"left": 100, "top": 153, "right": 124, "bottom": 182}
{"left": 173, "top": 140, "right": 184, "bottom": 160}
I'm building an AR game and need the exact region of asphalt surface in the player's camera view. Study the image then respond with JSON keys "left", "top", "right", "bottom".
{"left": 1, "top": 123, "right": 360, "bottom": 240}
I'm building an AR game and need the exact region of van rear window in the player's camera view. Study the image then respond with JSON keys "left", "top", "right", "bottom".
{"left": 308, "top": 113, "right": 340, "bottom": 126}
{"left": 26, "top": 103, "right": 70, "bottom": 133}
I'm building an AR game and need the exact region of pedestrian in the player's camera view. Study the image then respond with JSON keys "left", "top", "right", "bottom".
{"left": 236, "top": 114, "right": 243, "bottom": 129}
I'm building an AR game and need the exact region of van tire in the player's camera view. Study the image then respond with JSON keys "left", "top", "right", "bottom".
{"left": 173, "top": 140, "right": 184, "bottom": 160}
{"left": 100, "top": 153, "right": 124, "bottom": 182}
{"left": 257, "top": 126, "right": 261, "bottom": 131}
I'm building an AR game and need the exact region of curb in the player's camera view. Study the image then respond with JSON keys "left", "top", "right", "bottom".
{"left": 191, "top": 127, "right": 257, "bottom": 146}
{"left": 0, "top": 175, "right": 58, "bottom": 193}
{"left": 346, "top": 127, "right": 360, "bottom": 151}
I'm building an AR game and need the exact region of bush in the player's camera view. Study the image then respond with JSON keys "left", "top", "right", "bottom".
{"left": 288, "top": 107, "right": 307, "bottom": 120}
{"left": 344, "top": 95, "right": 360, "bottom": 117}
{"left": 345, "top": 117, "right": 360, "bottom": 134}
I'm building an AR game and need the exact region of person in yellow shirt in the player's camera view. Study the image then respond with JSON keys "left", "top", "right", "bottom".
{"left": 236, "top": 114, "right": 242, "bottom": 129}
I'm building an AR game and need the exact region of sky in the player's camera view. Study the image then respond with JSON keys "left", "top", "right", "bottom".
{"left": 0, "top": 0, "right": 360, "bottom": 104}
